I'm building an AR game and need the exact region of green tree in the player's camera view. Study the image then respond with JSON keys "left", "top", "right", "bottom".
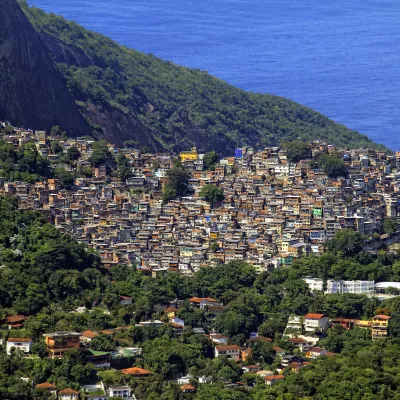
{"left": 90, "top": 141, "right": 112, "bottom": 166}
{"left": 199, "top": 184, "right": 224, "bottom": 208}
{"left": 50, "top": 125, "right": 66, "bottom": 137}
{"left": 90, "top": 334, "right": 116, "bottom": 352}
{"left": 326, "top": 229, "right": 364, "bottom": 257}
{"left": 248, "top": 340, "right": 274, "bottom": 364}
{"left": 55, "top": 167, "right": 75, "bottom": 189}
{"left": 163, "top": 166, "right": 191, "bottom": 202}
{"left": 116, "top": 153, "right": 133, "bottom": 181}
{"left": 50, "top": 141, "right": 63, "bottom": 154}
{"left": 203, "top": 151, "right": 218, "bottom": 170}
{"left": 66, "top": 146, "right": 81, "bottom": 162}
{"left": 283, "top": 140, "right": 310, "bottom": 163}
{"left": 388, "top": 298, "right": 400, "bottom": 338}
{"left": 383, "top": 218, "right": 398, "bottom": 234}
{"left": 318, "top": 154, "right": 347, "bottom": 178}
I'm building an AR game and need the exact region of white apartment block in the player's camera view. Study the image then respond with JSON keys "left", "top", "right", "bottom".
{"left": 304, "top": 277, "right": 374, "bottom": 295}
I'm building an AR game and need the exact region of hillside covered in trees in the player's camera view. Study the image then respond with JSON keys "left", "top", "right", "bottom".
{"left": 0, "top": 0, "right": 383, "bottom": 154}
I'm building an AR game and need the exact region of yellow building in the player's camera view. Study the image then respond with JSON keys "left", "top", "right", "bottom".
{"left": 180, "top": 147, "right": 198, "bottom": 163}
{"left": 354, "top": 319, "right": 372, "bottom": 329}
{"left": 372, "top": 315, "right": 390, "bottom": 340}
{"left": 209, "top": 231, "right": 218, "bottom": 240}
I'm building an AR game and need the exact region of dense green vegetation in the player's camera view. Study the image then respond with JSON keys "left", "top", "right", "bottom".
{"left": 316, "top": 154, "right": 347, "bottom": 178}
{"left": 0, "top": 140, "right": 51, "bottom": 183}
{"left": 17, "top": 0, "right": 384, "bottom": 153}
{"left": 0, "top": 197, "right": 104, "bottom": 315}
{"left": 203, "top": 151, "right": 219, "bottom": 171}
{"left": 199, "top": 184, "right": 225, "bottom": 208}
{"left": 90, "top": 140, "right": 112, "bottom": 166}
{"left": 282, "top": 140, "right": 310, "bottom": 163}
{"left": 162, "top": 165, "right": 191, "bottom": 202}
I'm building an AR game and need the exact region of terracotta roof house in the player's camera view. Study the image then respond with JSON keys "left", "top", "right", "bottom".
{"left": 120, "top": 295, "right": 133, "bottom": 305}
{"left": 35, "top": 382, "right": 56, "bottom": 390}
{"left": 181, "top": 384, "right": 196, "bottom": 393}
{"left": 6, "top": 337, "right": 32, "bottom": 355}
{"left": 58, "top": 388, "right": 79, "bottom": 400}
{"left": 215, "top": 345, "right": 241, "bottom": 362}
{"left": 304, "top": 313, "right": 329, "bottom": 333}
{"left": 265, "top": 375, "right": 285, "bottom": 386}
{"left": 121, "top": 367, "right": 153, "bottom": 377}
{"left": 2, "top": 315, "right": 28, "bottom": 329}
{"left": 80, "top": 330, "right": 99, "bottom": 344}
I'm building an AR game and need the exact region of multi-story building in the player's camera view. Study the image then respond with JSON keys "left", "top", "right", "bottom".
{"left": 304, "top": 277, "right": 375, "bottom": 295}
{"left": 371, "top": 315, "right": 391, "bottom": 340}
{"left": 304, "top": 313, "right": 330, "bottom": 333}
{"left": 43, "top": 331, "right": 81, "bottom": 358}
{"left": 214, "top": 345, "right": 241, "bottom": 362}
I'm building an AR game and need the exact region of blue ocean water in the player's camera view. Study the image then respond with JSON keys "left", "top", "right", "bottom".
{"left": 30, "top": 0, "right": 400, "bottom": 150}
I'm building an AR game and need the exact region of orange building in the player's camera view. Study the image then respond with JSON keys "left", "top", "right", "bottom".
{"left": 372, "top": 315, "right": 391, "bottom": 340}
{"left": 43, "top": 331, "right": 81, "bottom": 358}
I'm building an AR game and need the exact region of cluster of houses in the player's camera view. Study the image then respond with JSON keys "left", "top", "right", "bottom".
{"left": 0, "top": 295, "right": 392, "bottom": 397}
{"left": 2, "top": 128, "right": 400, "bottom": 276}
{"left": 285, "top": 313, "right": 391, "bottom": 341}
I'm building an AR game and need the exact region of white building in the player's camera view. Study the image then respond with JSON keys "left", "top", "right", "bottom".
{"left": 6, "top": 338, "right": 32, "bottom": 355}
{"left": 58, "top": 388, "right": 79, "bottom": 400}
{"left": 109, "top": 386, "right": 136, "bottom": 399}
{"left": 304, "top": 313, "right": 329, "bottom": 333}
{"left": 304, "top": 277, "right": 374, "bottom": 295}
{"left": 374, "top": 282, "right": 400, "bottom": 298}
{"left": 209, "top": 333, "right": 229, "bottom": 345}
{"left": 215, "top": 345, "right": 241, "bottom": 362}
{"left": 82, "top": 384, "right": 108, "bottom": 400}
{"left": 285, "top": 315, "right": 303, "bottom": 333}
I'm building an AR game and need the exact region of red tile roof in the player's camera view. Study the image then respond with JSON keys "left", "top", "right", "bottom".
{"left": 35, "top": 382, "right": 56, "bottom": 390}
{"left": 7, "top": 337, "right": 31, "bottom": 342}
{"left": 265, "top": 375, "right": 285, "bottom": 381}
{"left": 249, "top": 336, "right": 273, "bottom": 342}
{"left": 121, "top": 367, "right": 153, "bottom": 375}
{"left": 4, "top": 315, "right": 27, "bottom": 323}
{"left": 81, "top": 330, "right": 98, "bottom": 338}
{"left": 216, "top": 345, "right": 240, "bottom": 351}
{"left": 287, "top": 337, "right": 306, "bottom": 343}
{"left": 181, "top": 384, "right": 196, "bottom": 391}
{"left": 373, "top": 315, "right": 391, "bottom": 320}
{"left": 59, "top": 388, "right": 79, "bottom": 395}
{"left": 189, "top": 297, "right": 217, "bottom": 303}
{"left": 304, "top": 313, "right": 325, "bottom": 319}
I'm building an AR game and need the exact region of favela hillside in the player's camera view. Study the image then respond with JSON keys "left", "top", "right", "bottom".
{"left": 1, "top": 122, "right": 400, "bottom": 399}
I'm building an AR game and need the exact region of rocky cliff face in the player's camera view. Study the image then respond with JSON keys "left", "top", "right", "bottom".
{"left": 0, "top": 0, "right": 90, "bottom": 135}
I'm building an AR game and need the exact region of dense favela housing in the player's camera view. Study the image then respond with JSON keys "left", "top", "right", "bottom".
{"left": 3, "top": 122, "right": 400, "bottom": 399}
{"left": 2, "top": 126, "right": 400, "bottom": 274}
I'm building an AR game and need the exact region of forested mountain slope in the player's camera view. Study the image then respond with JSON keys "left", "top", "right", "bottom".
{"left": 1, "top": 0, "right": 383, "bottom": 153}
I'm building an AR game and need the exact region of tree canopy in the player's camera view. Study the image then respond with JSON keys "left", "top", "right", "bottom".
{"left": 317, "top": 154, "right": 347, "bottom": 178}
{"left": 199, "top": 184, "right": 224, "bottom": 207}
{"left": 162, "top": 166, "right": 191, "bottom": 202}
{"left": 283, "top": 140, "right": 310, "bottom": 163}
{"left": 90, "top": 140, "right": 112, "bottom": 166}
